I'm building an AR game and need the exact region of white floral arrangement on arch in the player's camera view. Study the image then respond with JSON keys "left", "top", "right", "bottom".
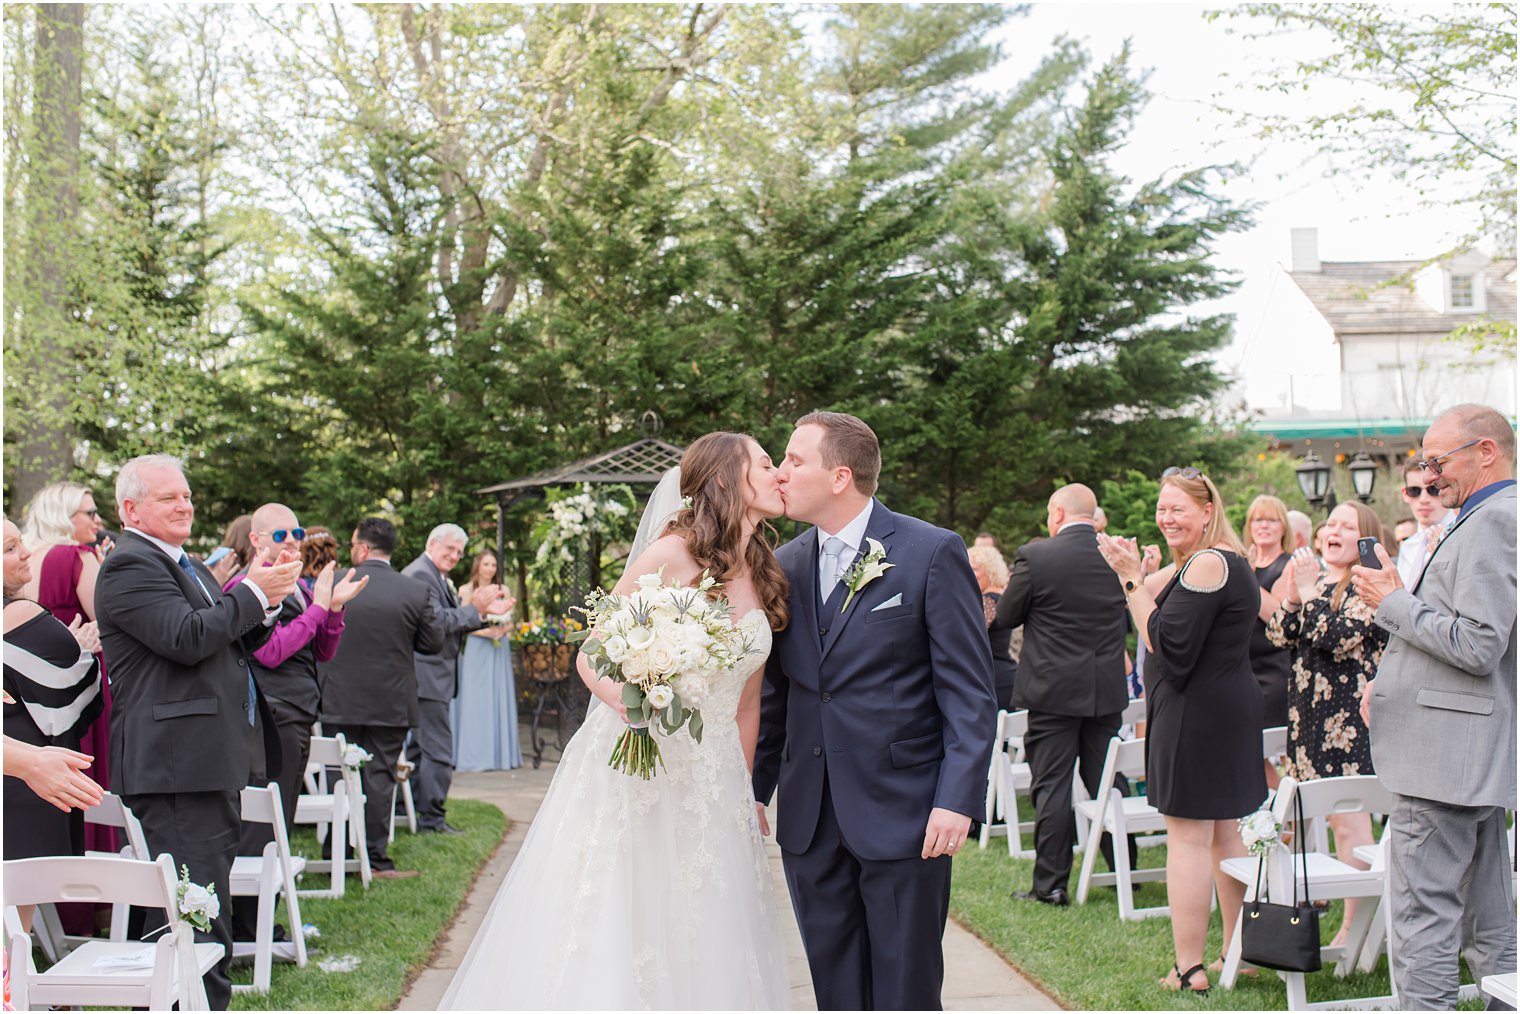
{"left": 528, "top": 483, "right": 638, "bottom": 598}
{"left": 573, "top": 568, "right": 757, "bottom": 780}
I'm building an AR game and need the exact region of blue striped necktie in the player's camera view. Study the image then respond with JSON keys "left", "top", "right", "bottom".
{"left": 178, "top": 553, "right": 255, "bottom": 727}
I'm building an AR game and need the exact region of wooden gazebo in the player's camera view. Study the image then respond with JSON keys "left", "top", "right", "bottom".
{"left": 474, "top": 429, "right": 685, "bottom": 766}
{"left": 475, "top": 434, "right": 686, "bottom": 575}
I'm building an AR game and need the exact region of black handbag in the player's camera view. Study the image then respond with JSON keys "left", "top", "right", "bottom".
{"left": 1239, "top": 791, "right": 1322, "bottom": 973}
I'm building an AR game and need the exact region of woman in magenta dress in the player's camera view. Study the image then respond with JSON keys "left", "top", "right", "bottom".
{"left": 21, "top": 482, "right": 111, "bottom": 853}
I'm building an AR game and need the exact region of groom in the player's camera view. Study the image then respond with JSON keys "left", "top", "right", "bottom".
{"left": 753, "top": 412, "right": 997, "bottom": 1010}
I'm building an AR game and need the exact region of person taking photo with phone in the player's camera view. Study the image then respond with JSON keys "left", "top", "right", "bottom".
{"left": 1265, "top": 500, "right": 1388, "bottom": 949}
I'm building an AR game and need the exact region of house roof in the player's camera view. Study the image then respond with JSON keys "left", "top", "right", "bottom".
{"left": 475, "top": 438, "right": 686, "bottom": 498}
{"left": 1286, "top": 258, "right": 1517, "bottom": 336}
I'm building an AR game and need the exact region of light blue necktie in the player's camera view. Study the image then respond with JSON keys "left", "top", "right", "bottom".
{"left": 179, "top": 553, "right": 255, "bottom": 727}
{"left": 820, "top": 536, "right": 846, "bottom": 602}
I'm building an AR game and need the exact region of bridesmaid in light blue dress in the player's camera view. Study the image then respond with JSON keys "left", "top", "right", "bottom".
{"left": 452, "top": 552, "right": 522, "bottom": 771}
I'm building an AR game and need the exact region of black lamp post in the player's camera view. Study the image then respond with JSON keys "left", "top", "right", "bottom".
{"left": 1296, "top": 451, "right": 1332, "bottom": 509}
{"left": 1348, "top": 450, "right": 1378, "bottom": 502}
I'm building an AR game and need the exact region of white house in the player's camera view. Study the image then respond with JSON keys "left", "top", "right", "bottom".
{"left": 1238, "top": 228, "right": 1516, "bottom": 456}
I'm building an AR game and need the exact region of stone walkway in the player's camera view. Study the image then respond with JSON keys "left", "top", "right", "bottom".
{"left": 399, "top": 733, "right": 1060, "bottom": 1011}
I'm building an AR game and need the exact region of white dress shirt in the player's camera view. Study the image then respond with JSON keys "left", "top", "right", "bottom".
{"left": 1394, "top": 511, "right": 1456, "bottom": 589}
{"left": 1056, "top": 520, "right": 1095, "bottom": 536}
{"left": 817, "top": 501, "right": 875, "bottom": 600}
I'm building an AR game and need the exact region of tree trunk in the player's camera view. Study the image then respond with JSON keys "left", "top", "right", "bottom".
{"left": 12, "top": 3, "right": 85, "bottom": 507}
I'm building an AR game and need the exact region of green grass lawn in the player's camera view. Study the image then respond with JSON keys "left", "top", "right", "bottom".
{"left": 229, "top": 797, "right": 506, "bottom": 1011}
{"left": 949, "top": 840, "right": 1478, "bottom": 1011}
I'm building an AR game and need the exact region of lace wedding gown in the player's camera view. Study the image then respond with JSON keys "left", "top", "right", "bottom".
{"left": 439, "top": 608, "right": 791, "bottom": 1010}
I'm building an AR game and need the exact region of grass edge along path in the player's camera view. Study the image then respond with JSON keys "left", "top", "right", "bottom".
{"left": 229, "top": 797, "right": 507, "bottom": 1011}
{"left": 948, "top": 843, "right": 1480, "bottom": 1011}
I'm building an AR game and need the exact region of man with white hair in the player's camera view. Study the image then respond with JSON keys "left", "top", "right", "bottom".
{"left": 402, "top": 523, "right": 511, "bottom": 834}
{"left": 1286, "top": 509, "right": 1313, "bottom": 551}
{"left": 96, "top": 455, "right": 301, "bottom": 1009}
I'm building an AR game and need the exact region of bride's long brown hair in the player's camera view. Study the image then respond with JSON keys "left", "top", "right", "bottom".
{"left": 661, "top": 432, "right": 790, "bottom": 632}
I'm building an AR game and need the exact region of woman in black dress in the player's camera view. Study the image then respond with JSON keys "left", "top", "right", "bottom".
{"left": 1098, "top": 469, "right": 1265, "bottom": 997}
{"left": 3, "top": 516, "right": 104, "bottom": 931}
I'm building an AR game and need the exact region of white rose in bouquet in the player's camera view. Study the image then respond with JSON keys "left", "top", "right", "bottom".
{"left": 1237, "top": 809, "right": 1283, "bottom": 857}
{"left": 648, "top": 644, "right": 680, "bottom": 678}
{"left": 646, "top": 684, "right": 675, "bottom": 709}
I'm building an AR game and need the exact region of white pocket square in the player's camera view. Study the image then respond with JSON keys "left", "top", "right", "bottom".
{"left": 871, "top": 593, "right": 903, "bottom": 612}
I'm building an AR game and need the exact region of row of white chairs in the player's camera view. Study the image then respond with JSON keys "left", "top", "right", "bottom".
{"left": 4, "top": 732, "right": 386, "bottom": 1003}
{"left": 985, "top": 707, "right": 1511, "bottom": 1011}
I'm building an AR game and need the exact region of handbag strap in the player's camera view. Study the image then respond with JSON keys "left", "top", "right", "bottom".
{"left": 1251, "top": 788, "right": 1314, "bottom": 907}
{"left": 1291, "top": 789, "right": 1312, "bottom": 906}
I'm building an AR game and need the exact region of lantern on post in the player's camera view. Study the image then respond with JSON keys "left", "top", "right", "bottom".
{"left": 1296, "top": 451, "right": 1332, "bottom": 509}
{"left": 1348, "top": 450, "right": 1378, "bottom": 503}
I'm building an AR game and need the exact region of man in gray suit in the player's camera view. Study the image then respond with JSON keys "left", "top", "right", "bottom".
{"left": 1354, "top": 403, "right": 1517, "bottom": 1010}
{"left": 402, "top": 523, "right": 510, "bottom": 834}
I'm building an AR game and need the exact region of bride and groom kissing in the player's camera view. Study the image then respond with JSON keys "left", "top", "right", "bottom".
{"left": 442, "top": 411, "right": 998, "bottom": 1011}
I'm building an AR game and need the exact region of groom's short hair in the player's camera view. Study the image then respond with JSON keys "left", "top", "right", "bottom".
{"left": 797, "top": 411, "right": 880, "bottom": 496}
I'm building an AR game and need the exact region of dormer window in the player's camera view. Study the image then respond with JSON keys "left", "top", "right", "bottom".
{"left": 1450, "top": 273, "right": 1475, "bottom": 309}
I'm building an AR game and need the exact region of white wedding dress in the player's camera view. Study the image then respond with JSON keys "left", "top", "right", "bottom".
{"left": 439, "top": 607, "right": 792, "bottom": 1011}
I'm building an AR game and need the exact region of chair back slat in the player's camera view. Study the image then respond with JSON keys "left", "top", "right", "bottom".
{"left": 306, "top": 734, "right": 347, "bottom": 768}
{"left": 3, "top": 853, "right": 177, "bottom": 912}
{"left": 83, "top": 792, "right": 152, "bottom": 860}
{"left": 1290, "top": 775, "right": 1396, "bottom": 822}
{"left": 1261, "top": 726, "right": 1288, "bottom": 759}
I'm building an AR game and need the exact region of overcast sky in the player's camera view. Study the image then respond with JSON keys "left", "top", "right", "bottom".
{"left": 987, "top": 4, "right": 1493, "bottom": 370}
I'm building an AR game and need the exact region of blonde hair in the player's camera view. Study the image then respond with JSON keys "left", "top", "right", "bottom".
{"left": 1160, "top": 471, "right": 1245, "bottom": 563}
{"left": 966, "top": 545, "right": 1010, "bottom": 594}
{"left": 1244, "top": 494, "right": 1294, "bottom": 566}
{"left": 22, "top": 481, "right": 94, "bottom": 551}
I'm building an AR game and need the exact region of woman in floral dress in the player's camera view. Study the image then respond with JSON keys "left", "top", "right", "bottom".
{"left": 1267, "top": 500, "right": 1388, "bottom": 947}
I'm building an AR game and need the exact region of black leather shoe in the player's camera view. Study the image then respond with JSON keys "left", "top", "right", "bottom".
{"left": 1011, "top": 887, "right": 1069, "bottom": 906}
{"left": 420, "top": 822, "right": 465, "bottom": 836}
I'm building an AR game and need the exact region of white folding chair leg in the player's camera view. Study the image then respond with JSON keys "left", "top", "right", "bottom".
{"left": 1074, "top": 787, "right": 1110, "bottom": 905}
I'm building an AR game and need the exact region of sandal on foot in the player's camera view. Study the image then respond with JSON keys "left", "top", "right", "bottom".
{"left": 1160, "top": 962, "right": 1210, "bottom": 995}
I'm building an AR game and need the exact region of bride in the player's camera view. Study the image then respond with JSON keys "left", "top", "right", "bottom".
{"left": 440, "top": 432, "right": 794, "bottom": 1010}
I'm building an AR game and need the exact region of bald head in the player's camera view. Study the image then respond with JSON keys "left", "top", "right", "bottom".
{"left": 1434, "top": 403, "right": 1515, "bottom": 461}
{"left": 248, "top": 503, "right": 300, "bottom": 563}
{"left": 1050, "top": 484, "right": 1097, "bottom": 516}
{"left": 1047, "top": 483, "right": 1097, "bottom": 536}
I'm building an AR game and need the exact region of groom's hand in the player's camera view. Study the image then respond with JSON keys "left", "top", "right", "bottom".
{"left": 755, "top": 802, "right": 771, "bottom": 837}
{"left": 922, "top": 807, "right": 972, "bottom": 859}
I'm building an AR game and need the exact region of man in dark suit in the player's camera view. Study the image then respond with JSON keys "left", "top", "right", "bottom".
{"left": 96, "top": 454, "right": 301, "bottom": 1010}
{"left": 319, "top": 518, "right": 443, "bottom": 878}
{"left": 754, "top": 412, "right": 996, "bottom": 1011}
{"left": 402, "top": 523, "right": 509, "bottom": 835}
{"left": 997, "top": 483, "right": 1132, "bottom": 906}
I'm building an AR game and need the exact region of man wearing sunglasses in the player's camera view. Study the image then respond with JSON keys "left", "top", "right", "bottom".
{"left": 1353, "top": 403, "right": 1516, "bottom": 1010}
{"left": 1393, "top": 460, "right": 1455, "bottom": 589}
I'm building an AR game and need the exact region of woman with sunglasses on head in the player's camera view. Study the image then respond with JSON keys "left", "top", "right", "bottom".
{"left": 18, "top": 483, "right": 117, "bottom": 871}
{"left": 1097, "top": 467, "right": 1266, "bottom": 997}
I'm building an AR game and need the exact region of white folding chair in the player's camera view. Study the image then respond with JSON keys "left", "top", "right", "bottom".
{"left": 1483, "top": 973, "right": 1518, "bottom": 1008}
{"left": 390, "top": 755, "right": 418, "bottom": 843}
{"left": 29, "top": 791, "right": 156, "bottom": 962}
{"left": 978, "top": 710, "right": 1037, "bottom": 858}
{"left": 4, "top": 853, "right": 222, "bottom": 1011}
{"left": 293, "top": 734, "right": 371, "bottom": 896}
{"left": 230, "top": 783, "right": 309, "bottom": 993}
{"left": 1073, "top": 735, "right": 1169, "bottom": 919}
{"left": 1218, "top": 775, "right": 1399, "bottom": 1008}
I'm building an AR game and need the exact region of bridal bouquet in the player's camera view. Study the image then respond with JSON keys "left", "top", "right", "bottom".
{"left": 574, "top": 569, "right": 756, "bottom": 779}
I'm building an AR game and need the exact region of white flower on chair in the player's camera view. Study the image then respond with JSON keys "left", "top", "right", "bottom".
{"left": 343, "top": 744, "right": 373, "bottom": 770}
{"left": 176, "top": 865, "right": 220, "bottom": 933}
{"left": 1238, "top": 809, "right": 1283, "bottom": 857}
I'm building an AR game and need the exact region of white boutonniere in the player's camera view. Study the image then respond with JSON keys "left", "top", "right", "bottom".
{"left": 343, "top": 743, "right": 373, "bottom": 771}
{"left": 840, "top": 538, "right": 894, "bottom": 613}
{"left": 446, "top": 577, "right": 459, "bottom": 599}
{"left": 176, "top": 865, "right": 220, "bottom": 933}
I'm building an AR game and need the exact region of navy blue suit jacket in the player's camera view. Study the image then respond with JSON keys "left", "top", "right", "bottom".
{"left": 753, "top": 501, "right": 997, "bottom": 861}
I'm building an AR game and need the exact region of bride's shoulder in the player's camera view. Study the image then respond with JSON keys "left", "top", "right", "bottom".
{"left": 622, "top": 534, "right": 701, "bottom": 586}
